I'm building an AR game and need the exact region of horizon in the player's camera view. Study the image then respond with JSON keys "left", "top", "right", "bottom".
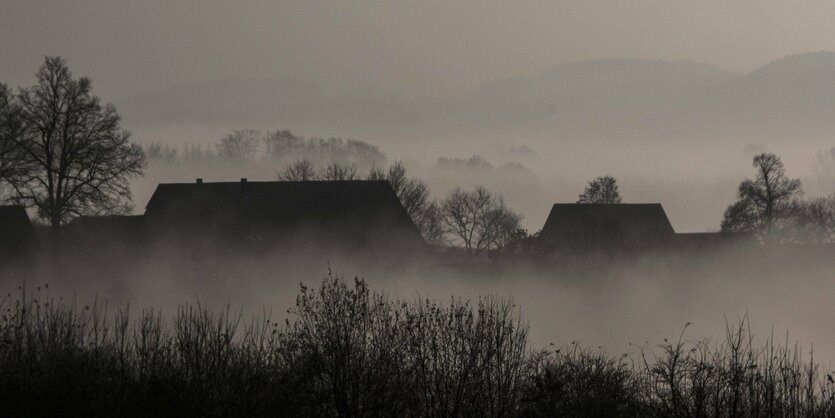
{"left": 4, "top": 1, "right": 835, "bottom": 101}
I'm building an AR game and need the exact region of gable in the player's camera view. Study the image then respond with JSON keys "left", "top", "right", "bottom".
{"left": 539, "top": 203, "right": 675, "bottom": 247}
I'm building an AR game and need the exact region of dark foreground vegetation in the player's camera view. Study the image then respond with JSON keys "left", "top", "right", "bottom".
{"left": 1, "top": 273, "right": 833, "bottom": 417}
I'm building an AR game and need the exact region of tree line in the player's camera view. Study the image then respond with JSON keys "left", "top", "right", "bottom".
{"left": 147, "top": 128, "right": 387, "bottom": 172}
{"left": 276, "top": 158, "right": 523, "bottom": 253}
{"left": 4, "top": 57, "right": 835, "bottom": 250}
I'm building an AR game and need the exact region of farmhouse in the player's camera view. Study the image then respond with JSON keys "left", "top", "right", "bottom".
{"left": 0, "top": 205, "right": 39, "bottom": 263}
{"left": 538, "top": 203, "right": 676, "bottom": 251}
{"left": 142, "top": 179, "right": 426, "bottom": 256}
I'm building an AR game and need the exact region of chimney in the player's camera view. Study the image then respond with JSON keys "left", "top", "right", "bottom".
{"left": 240, "top": 178, "right": 247, "bottom": 183}
{"left": 196, "top": 178, "right": 203, "bottom": 184}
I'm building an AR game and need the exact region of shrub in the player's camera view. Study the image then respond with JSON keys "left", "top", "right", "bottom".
{"left": 1, "top": 278, "right": 833, "bottom": 417}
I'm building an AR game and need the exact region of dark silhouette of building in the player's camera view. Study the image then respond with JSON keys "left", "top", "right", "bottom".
{"left": 142, "top": 179, "right": 426, "bottom": 257}
{"left": 0, "top": 205, "right": 39, "bottom": 263}
{"left": 538, "top": 203, "right": 676, "bottom": 252}
{"left": 65, "top": 215, "right": 145, "bottom": 258}
{"left": 674, "top": 231, "right": 758, "bottom": 251}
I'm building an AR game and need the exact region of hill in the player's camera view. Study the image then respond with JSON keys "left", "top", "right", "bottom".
{"left": 117, "top": 53, "right": 835, "bottom": 143}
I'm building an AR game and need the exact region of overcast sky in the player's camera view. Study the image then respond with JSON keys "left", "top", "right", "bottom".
{"left": 3, "top": 0, "right": 835, "bottom": 101}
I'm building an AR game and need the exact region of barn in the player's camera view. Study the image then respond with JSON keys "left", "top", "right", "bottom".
{"left": 538, "top": 203, "right": 676, "bottom": 251}
{"left": 142, "top": 179, "right": 426, "bottom": 256}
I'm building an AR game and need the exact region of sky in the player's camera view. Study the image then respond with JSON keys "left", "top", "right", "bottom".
{"left": 4, "top": 0, "right": 835, "bottom": 361}
{"left": 3, "top": 0, "right": 835, "bottom": 101}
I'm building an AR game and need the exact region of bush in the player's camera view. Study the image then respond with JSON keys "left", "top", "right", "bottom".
{"left": 521, "top": 345, "right": 642, "bottom": 417}
{"left": 1, "top": 278, "right": 833, "bottom": 417}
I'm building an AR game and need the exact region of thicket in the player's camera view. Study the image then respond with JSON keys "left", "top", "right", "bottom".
{"left": 2, "top": 275, "right": 833, "bottom": 417}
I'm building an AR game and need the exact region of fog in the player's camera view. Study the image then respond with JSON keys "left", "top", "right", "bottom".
{"left": 3, "top": 0, "right": 835, "bottom": 371}
{"left": 10, "top": 243, "right": 835, "bottom": 367}
{"left": 5, "top": 0, "right": 835, "bottom": 100}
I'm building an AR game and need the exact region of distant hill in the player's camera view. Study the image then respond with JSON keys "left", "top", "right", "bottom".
{"left": 119, "top": 78, "right": 427, "bottom": 136}
{"left": 467, "top": 59, "right": 738, "bottom": 135}
{"left": 118, "top": 53, "right": 835, "bottom": 143}
{"left": 682, "top": 52, "right": 835, "bottom": 138}
{"left": 479, "top": 59, "right": 736, "bottom": 109}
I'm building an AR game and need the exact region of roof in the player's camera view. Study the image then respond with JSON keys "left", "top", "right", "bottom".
{"left": 143, "top": 180, "right": 425, "bottom": 250}
{"left": 539, "top": 203, "right": 675, "bottom": 247}
{"left": 0, "top": 205, "right": 39, "bottom": 258}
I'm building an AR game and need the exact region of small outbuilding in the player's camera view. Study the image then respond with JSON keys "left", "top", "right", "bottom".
{"left": 538, "top": 203, "right": 676, "bottom": 251}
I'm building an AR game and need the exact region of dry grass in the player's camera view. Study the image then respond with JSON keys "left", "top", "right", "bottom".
{"left": 1, "top": 275, "right": 833, "bottom": 417}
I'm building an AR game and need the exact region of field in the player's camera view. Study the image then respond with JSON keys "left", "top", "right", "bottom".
{"left": 2, "top": 265, "right": 834, "bottom": 417}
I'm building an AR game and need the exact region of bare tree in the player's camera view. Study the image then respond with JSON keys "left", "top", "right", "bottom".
{"left": 182, "top": 143, "right": 214, "bottom": 161}
{"left": 0, "top": 57, "right": 145, "bottom": 232}
{"left": 484, "top": 204, "right": 525, "bottom": 250}
{"left": 264, "top": 130, "right": 385, "bottom": 171}
{"left": 420, "top": 202, "right": 446, "bottom": 247}
{"left": 144, "top": 142, "right": 178, "bottom": 162}
{"left": 783, "top": 195, "right": 835, "bottom": 243}
{"left": 441, "top": 187, "right": 522, "bottom": 255}
{"left": 721, "top": 153, "right": 802, "bottom": 239}
{"left": 279, "top": 159, "right": 318, "bottom": 181}
{"left": 368, "top": 161, "right": 437, "bottom": 243}
{"left": 216, "top": 129, "right": 260, "bottom": 161}
{"left": 321, "top": 162, "right": 358, "bottom": 180}
{"left": 368, "top": 162, "right": 428, "bottom": 223}
{"left": 0, "top": 83, "right": 32, "bottom": 199}
{"left": 577, "top": 175, "right": 622, "bottom": 204}
{"left": 263, "top": 129, "right": 302, "bottom": 160}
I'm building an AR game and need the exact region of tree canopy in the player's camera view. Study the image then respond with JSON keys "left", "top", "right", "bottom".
{"left": 721, "top": 153, "right": 802, "bottom": 239}
{"left": 0, "top": 57, "right": 145, "bottom": 230}
{"left": 577, "top": 175, "right": 622, "bottom": 204}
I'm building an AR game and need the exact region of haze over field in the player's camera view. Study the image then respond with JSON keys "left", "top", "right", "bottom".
{"left": 4, "top": 0, "right": 835, "bottom": 375}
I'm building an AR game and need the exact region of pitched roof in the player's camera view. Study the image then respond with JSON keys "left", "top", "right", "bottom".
{"left": 0, "top": 205, "right": 39, "bottom": 257}
{"left": 143, "top": 180, "right": 425, "bottom": 249}
{"left": 539, "top": 203, "right": 675, "bottom": 247}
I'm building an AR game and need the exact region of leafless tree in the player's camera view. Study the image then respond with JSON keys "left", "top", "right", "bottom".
{"left": 216, "top": 129, "right": 260, "bottom": 161}
{"left": 0, "top": 57, "right": 145, "bottom": 232}
{"left": 368, "top": 161, "right": 438, "bottom": 243}
{"left": 721, "top": 153, "right": 802, "bottom": 239}
{"left": 144, "top": 142, "right": 178, "bottom": 162}
{"left": 420, "top": 201, "right": 446, "bottom": 247}
{"left": 441, "top": 187, "right": 522, "bottom": 255}
{"left": 263, "top": 129, "right": 303, "bottom": 160}
{"left": 783, "top": 195, "right": 835, "bottom": 243}
{"left": 182, "top": 143, "right": 214, "bottom": 161}
{"left": 0, "top": 83, "right": 32, "bottom": 199}
{"left": 264, "top": 130, "right": 385, "bottom": 171}
{"left": 279, "top": 159, "right": 318, "bottom": 181}
{"left": 577, "top": 175, "right": 622, "bottom": 204}
{"left": 320, "top": 162, "right": 357, "bottom": 180}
